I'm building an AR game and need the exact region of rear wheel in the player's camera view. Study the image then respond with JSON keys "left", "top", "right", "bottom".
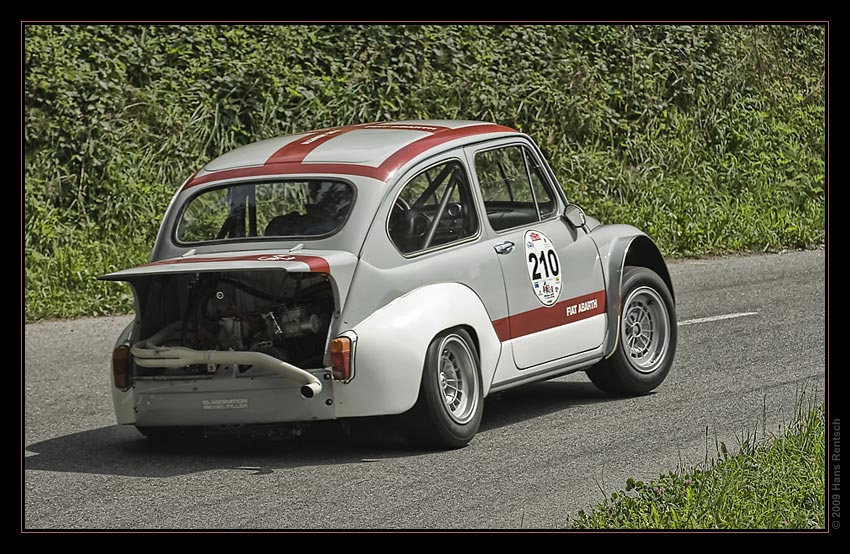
{"left": 405, "top": 328, "right": 483, "bottom": 449}
{"left": 587, "top": 266, "right": 677, "bottom": 395}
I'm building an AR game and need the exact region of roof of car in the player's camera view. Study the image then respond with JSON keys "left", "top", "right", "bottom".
{"left": 184, "top": 120, "right": 517, "bottom": 189}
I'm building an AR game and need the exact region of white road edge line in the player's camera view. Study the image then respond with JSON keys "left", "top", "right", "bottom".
{"left": 678, "top": 312, "right": 759, "bottom": 326}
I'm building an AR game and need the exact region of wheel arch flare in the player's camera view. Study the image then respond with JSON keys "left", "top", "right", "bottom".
{"left": 589, "top": 225, "right": 675, "bottom": 359}
{"left": 332, "top": 282, "right": 501, "bottom": 418}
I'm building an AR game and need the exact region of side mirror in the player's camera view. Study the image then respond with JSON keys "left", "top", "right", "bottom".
{"left": 563, "top": 203, "right": 587, "bottom": 230}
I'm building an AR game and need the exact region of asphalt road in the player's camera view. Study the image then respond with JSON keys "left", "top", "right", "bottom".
{"left": 23, "top": 250, "right": 826, "bottom": 529}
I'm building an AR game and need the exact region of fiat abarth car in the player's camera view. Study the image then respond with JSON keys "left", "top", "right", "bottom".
{"left": 101, "top": 120, "right": 677, "bottom": 448}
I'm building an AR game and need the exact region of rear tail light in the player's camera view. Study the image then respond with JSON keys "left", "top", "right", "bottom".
{"left": 330, "top": 336, "right": 352, "bottom": 381}
{"left": 112, "top": 344, "right": 131, "bottom": 389}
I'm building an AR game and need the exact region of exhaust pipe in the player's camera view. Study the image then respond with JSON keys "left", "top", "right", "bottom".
{"left": 300, "top": 382, "right": 322, "bottom": 399}
{"left": 131, "top": 322, "right": 323, "bottom": 398}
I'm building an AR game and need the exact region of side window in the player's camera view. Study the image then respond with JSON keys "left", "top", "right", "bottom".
{"left": 474, "top": 145, "right": 558, "bottom": 231}
{"left": 525, "top": 151, "right": 557, "bottom": 219}
{"left": 388, "top": 160, "right": 479, "bottom": 255}
{"left": 476, "top": 146, "right": 534, "bottom": 205}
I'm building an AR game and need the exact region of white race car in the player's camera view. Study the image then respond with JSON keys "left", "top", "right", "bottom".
{"left": 102, "top": 120, "right": 677, "bottom": 448}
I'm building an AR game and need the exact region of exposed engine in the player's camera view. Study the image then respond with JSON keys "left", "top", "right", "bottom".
{"left": 133, "top": 270, "right": 334, "bottom": 379}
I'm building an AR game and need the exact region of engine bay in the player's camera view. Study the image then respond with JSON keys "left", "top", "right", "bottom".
{"left": 132, "top": 270, "right": 334, "bottom": 378}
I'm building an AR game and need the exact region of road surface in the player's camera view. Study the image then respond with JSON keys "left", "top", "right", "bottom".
{"left": 23, "top": 250, "right": 826, "bottom": 529}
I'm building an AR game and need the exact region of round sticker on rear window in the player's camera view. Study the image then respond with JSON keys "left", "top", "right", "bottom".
{"left": 524, "top": 230, "right": 561, "bottom": 307}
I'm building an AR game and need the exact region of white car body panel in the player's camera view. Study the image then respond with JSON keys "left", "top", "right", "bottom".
{"left": 510, "top": 314, "right": 607, "bottom": 372}
{"left": 492, "top": 315, "right": 606, "bottom": 385}
{"left": 334, "top": 282, "right": 501, "bottom": 417}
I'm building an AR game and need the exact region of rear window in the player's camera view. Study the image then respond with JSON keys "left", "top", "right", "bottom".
{"left": 176, "top": 180, "right": 355, "bottom": 244}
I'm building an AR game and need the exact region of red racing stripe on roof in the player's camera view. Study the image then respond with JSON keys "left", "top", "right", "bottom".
{"left": 265, "top": 125, "right": 360, "bottom": 165}
{"left": 184, "top": 123, "right": 516, "bottom": 189}
{"left": 184, "top": 163, "right": 385, "bottom": 188}
{"left": 264, "top": 123, "right": 450, "bottom": 165}
{"left": 373, "top": 123, "right": 516, "bottom": 181}
{"left": 360, "top": 123, "right": 449, "bottom": 132}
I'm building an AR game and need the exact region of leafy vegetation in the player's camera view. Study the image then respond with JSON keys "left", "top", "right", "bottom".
{"left": 570, "top": 403, "right": 826, "bottom": 529}
{"left": 24, "top": 25, "right": 825, "bottom": 320}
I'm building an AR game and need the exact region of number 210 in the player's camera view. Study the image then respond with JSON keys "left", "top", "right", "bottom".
{"left": 529, "top": 250, "right": 560, "bottom": 280}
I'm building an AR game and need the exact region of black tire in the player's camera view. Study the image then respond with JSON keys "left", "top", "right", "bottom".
{"left": 587, "top": 266, "right": 677, "bottom": 396}
{"left": 405, "top": 328, "right": 483, "bottom": 449}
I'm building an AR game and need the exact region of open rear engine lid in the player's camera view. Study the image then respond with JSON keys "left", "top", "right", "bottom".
{"left": 99, "top": 249, "right": 356, "bottom": 281}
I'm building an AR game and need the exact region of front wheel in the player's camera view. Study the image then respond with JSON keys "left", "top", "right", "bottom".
{"left": 405, "top": 328, "right": 483, "bottom": 449}
{"left": 587, "top": 266, "right": 677, "bottom": 395}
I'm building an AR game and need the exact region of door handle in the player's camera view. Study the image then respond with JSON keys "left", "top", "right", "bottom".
{"left": 494, "top": 241, "right": 515, "bottom": 255}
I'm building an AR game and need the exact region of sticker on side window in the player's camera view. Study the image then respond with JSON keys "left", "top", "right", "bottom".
{"left": 524, "top": 230, "right": 562, "bottom": 307}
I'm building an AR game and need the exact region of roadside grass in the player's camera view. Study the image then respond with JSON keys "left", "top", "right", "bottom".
{"left": 569, "top": 401, "right": 825, "bottom": 529}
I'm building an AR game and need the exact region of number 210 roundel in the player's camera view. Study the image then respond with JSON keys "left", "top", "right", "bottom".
{"left": 524, "top": 230, "right": 562, "bottom": 307}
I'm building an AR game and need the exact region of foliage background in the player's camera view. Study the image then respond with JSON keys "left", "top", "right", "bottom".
{"left": 24, "top": 24, "right": 825, "bottom": 320}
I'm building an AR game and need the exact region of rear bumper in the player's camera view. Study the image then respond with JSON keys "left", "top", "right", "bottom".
{"left": 128, "top": 370, "right": 335, "bottom": 427}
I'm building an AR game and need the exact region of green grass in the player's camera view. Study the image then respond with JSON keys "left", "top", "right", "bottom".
{"left": 23, "top": 25, "right": 825, "bottom": 321}
{"left": 569, "top": 403, "right": 826, "bottom": 529}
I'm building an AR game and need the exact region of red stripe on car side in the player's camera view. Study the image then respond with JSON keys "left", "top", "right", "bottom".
{"left": 141, "top": 254, "right": 331, "bottom": 274}
{"left": 183, "top": 124, "right": 517, "bottom": 189}
{"left": 492, "top": 290, "right": 606, "bottom": 342}
{"left": 492, "top": 318, "right": 512, "bottom": 343}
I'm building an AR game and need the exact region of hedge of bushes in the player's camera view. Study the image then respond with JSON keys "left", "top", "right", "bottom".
{"left": 24, "top": 24, "right": 825, "bottom": 320}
